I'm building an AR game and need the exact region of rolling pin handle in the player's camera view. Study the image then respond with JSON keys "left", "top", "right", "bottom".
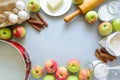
{"left": 64, "top": 9, "right": 81, "bottom": 23}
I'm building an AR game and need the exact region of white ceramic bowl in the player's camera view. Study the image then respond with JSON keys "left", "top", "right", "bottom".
{"left": 0, "top": 40, "right": 31, "bottom": 80}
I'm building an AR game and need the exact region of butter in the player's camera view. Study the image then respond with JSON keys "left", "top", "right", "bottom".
{"left": 47, "top": 0, "right": 64, "bottom": 10}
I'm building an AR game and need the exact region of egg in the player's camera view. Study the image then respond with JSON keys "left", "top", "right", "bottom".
{"left": 9, "top": 13, "right": 18, "bottom": 23}
{"left": 18, "top": 11, "right": 28, "bottom": 20}
{"left": 16, "top": 1, "right": 26, "bottom": 10}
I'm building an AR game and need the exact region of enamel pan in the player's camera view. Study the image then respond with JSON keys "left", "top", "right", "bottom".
{"left": 0, "top": 40, "right": 31, "bottom": 80}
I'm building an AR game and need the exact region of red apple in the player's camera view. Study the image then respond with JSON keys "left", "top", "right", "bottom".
{"left": 44, "top": 59, "right": 58, "bottom": 73}
{"left": 55, "top": 66, "right": 68, "bottom": 80}
{"left": 31, "top": 65, "right": 44, "bottom": 79}
{"left": 67, "top": 59, "right": 80, "bottom": 73}
{"left": 78, "top": 68, "right": 92, "bottom": 80}
{"left": 13, "top": 26, "right": 26, "bottom": 38}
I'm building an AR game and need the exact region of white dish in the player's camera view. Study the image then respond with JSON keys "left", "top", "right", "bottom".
{"left": 0, "top": 40, "right": 26, "bottom": 80}
{"left": 39, "top": 0, "right": 72, "bottom": 16}
{"left": 98, "top": 4, "right": 115, "bottom": 21}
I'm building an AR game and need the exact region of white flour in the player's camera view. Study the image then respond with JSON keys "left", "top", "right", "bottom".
{"left": 110, "top": 34, "right": 120, "bottom": 55}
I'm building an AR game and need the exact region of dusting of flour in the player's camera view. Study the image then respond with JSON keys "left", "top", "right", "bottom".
{"left": 110, "top": 34, "right": 120, "bottom": 54}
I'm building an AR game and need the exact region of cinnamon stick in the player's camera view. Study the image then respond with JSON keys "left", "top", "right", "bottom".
{"left": 100, "top": 53, "right": 115, "bottom": 61}
{"left": 27, "top": 21, "right": 41, "bottom": 31}
{"left": 30, "top": 17, "right": 45, "bottom": 28}
{"left": 37, "top": 13, "right": 48, "bottom": 27}
{"left": 95, "top": 49, "right": 107, "bottom": 63}
{"left": 99, "top": 53, "right": 108, "bottom": 63}
{"left": 28, "top": 19, "right": 44, "bottom": 26}
{"left": 100, "top": 48, "right": 116, "bottom": 60}
{"left": 100, "top": 47, "right": 109, "bottom": 54}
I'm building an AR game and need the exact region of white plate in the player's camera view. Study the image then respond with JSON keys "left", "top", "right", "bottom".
{"left": 98, "top": 4, "right": 115, "bottom": 21}
{"left": 39, "top": 0, "right": 72, "bottom": 16}
{"left": 0, "top": 40, "right": 26, "bottom": 80}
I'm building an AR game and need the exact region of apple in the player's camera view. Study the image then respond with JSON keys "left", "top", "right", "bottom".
{"left": 78, "top": 68, "right": 92, "bottom": 80}
{"left": 67, "top": 59, "right": 80, "bottom": 73}
{"left": 55, "top": 66, "right": 68, "bottom": 80}
{"left": 44, "top": 59, "right": 58, "bottom": 73}
{"left": 72, "top": 0, "right": 84, "bottom": 5}
{"left": 27, "top": 0, "right": 40, "bottom": 12}
{"left": 112, "top": 18, "right": 120, "bottom": 31}
{"left": 98, "top": 22, "right": 113, "bottom": 36}
{"left": 85, "top": 11, "right": 98, "bottom": 24}
{"left": 31, "top": 65, "right": 44, "bottom": 79}
{"left": 0, "top": 27, "right": 12, "bottom": 40}
{"left": 43, "top": 74, "right": 55, "bottom": 80}
{"left": 67, "top": 75, "right": 78, "bottom": 80}
{"left": 13, "top": 26, "right": 26, "bottom": 38}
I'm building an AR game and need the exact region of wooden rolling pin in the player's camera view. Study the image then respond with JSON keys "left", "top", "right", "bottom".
{"left": 64, "top": 0, "right": 105, "bottom": 23}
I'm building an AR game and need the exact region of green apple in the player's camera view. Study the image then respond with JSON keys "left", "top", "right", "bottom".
{"left": 67, "top": 75, "right": 78, "bottom": 80}
{"left": 43, "top": 75, "right": 55, "bottom": 80}
{"left": 67, "top": 59, "right": 80, "bottom": 73}
{"left": 72, "top": 0, "right": 84, "bottom": 5}
{"left": 0, "top": 27, "right": 12, "bottom": 40}
{"left": 98, "top": 22, "right": 113, "bottom": 36}
{"left": 31, "top": 65, "right": 44, "bottom": 79}
{"left": 27, "top": 0, "right": 40, "bottom": 12}
{"left": 112, "top": 18, "right": 120, "bottom": 31}
{"left": 85, "top": 11, "right": 98, "bottom": 24}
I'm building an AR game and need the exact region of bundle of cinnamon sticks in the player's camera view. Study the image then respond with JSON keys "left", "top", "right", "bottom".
{"left": 27, "top": 13, "right": 48, "bottom": 31}
{"left": 95, "top": 47, "right": 116, "bottom": 63}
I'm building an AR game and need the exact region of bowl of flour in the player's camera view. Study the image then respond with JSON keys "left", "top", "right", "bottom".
{"left": 106, "top": 32, "right": 120, "bottom": 56}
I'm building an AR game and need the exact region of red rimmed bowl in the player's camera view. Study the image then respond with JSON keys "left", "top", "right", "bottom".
{"left": 0, "top": 40, "right": 31, "bottom": 80}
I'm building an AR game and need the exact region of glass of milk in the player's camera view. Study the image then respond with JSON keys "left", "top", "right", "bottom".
{"left": 107, "top": 1, "right": 120, "bottom": 15}
{"left": 93, "top": 63, "right": 109, "bottom": 80}
{"left": 98, "top": 1, "right": 120, "bottom": 21}
{"left": 86, "top": 60, "right": 109, "bottom": 80}
{"left": 87, "top": 60, "right": 120, "bottom": 80}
